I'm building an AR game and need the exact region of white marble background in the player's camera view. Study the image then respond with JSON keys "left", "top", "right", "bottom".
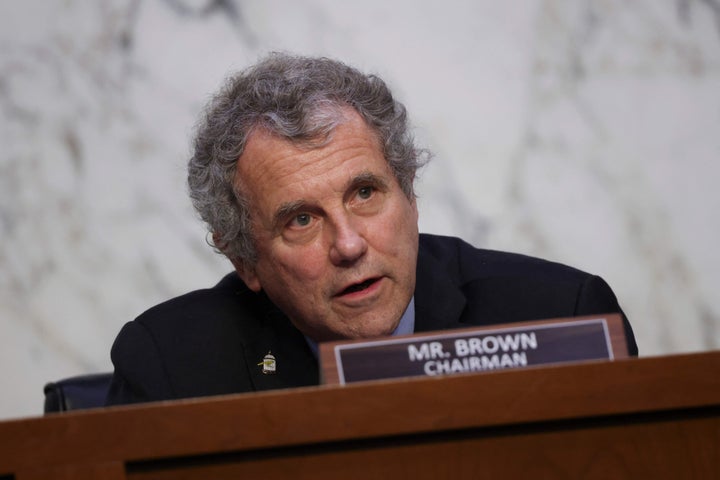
{"left": 1, "top": 0, "right": 718, "bottom": 420}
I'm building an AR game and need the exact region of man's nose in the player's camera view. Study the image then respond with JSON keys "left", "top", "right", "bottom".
{"left": 329, "top": 214, "right": 368, "bottom": 266}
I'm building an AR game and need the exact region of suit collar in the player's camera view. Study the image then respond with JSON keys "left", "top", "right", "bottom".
{"left": 413, "top": 238, "right": 467, "bottom": 332}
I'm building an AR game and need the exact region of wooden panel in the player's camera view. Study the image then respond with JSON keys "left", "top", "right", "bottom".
{"left": 16, "top": 462, "right": 125, "bottom": 480}
{"left": 126, "top": 414, "right": 719, "bottom": 479}
{"left": 0, "top": 351, "right": 718, "bottom": 479}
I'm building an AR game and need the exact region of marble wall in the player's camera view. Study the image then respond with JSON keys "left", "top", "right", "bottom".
{"left": 1, "top": 0, "right": 718, "bottom": 420}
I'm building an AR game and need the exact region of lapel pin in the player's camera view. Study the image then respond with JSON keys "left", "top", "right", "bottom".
{"left": 258, "top": 351, "right": 277, "bottom": 375}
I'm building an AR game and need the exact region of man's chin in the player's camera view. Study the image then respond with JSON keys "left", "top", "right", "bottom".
{"left": 300, "top": 306, "right": 405, "bottom": 342}
{"left": 339, "top": 316, "right": 401, "bottom": 340}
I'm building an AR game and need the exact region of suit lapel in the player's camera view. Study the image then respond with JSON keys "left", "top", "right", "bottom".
{"left": 413, "top": 241, "right": 468, "bottom": 333}
{"left": 240, "top": 294, "right": 319, "bottom": 392}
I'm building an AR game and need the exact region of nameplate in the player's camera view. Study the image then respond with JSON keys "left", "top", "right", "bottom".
{"left": 320, "top": 314, "right": 628, "bottom": 385}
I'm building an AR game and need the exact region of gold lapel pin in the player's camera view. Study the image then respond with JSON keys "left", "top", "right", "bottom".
{"left": 257, "top": 351, "right": 276, "bottom": 375}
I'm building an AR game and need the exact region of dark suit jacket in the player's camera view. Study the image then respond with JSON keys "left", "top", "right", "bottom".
{"left": 106, "top": 234, "right": 637, "bottom": 405}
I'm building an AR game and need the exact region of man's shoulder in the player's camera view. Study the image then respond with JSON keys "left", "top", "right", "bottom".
{"left": 418, "top": 233, "right": 591, "bottom": 284}
{"left": 132, "top": 272, "right": 259, "bottom": 332}
{"left": 110, "top": 272, "right": 262, "bottom": 379}
{"left": 108, "top": 273, "right": 274, "bottom": 403}
{"left": 415, "top": 234, "right": 637, "bottom": 356}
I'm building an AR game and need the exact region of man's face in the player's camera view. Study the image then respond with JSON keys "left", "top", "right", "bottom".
{"left": 234, "top": 110, "right": 419, "bottom": 342}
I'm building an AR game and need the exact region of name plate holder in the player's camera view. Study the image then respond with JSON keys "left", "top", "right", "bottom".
{"left": 320, "top": 314, "right": 628, "bottom": 385}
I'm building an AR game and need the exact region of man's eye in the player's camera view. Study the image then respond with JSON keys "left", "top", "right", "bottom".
{"left": 358, "top": 186, "right": 374, "bottom": 199}
{"left": 292, "top": 213, "right": 312, "bottom": 227}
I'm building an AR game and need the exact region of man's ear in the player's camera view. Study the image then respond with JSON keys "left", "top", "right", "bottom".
{"left": 212, "top": 232, "right": 262, "bottom": 292}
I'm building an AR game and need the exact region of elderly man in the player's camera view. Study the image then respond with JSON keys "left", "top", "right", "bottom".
{"left": 106, "top": 54, "right": 637, "bottom": 405}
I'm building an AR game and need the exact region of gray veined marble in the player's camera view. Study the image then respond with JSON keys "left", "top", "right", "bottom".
{"left": 0, "top": 0, "right": 718, "bottom": 419}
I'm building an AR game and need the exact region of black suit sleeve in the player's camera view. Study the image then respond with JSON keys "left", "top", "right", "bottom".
{"left": 575, "top": 275, "right": 638, "bottom": 356}
{"left": 105, "top": 321, "right": 175, "bottom": 406}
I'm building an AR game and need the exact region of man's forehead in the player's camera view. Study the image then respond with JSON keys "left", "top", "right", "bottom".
{"left": 236, "top": 116, "right": 394, "bottom": 221}
{"left": 267, "top": 165, "right": 392, "bottom": 209}
{"left": 238, "top": 115, "right": 386, "bottom": 186}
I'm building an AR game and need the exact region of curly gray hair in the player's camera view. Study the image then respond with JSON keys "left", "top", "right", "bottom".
{"left": 188, "top": 53, "right": 428, "bottom": 264}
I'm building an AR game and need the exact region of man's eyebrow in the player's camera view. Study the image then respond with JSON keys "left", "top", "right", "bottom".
{"left": 272, "top": 200, "right": 309, "bottom": 227}
{"left": 347, "top": 171, "right": 389, "bottom": 191}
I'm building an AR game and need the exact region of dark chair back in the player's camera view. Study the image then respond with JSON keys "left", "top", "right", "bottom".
{"left": 43, "top": 373, "right": 113, "bottom": 413}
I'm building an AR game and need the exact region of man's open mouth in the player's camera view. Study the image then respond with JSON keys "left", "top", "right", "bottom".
{"left": 339, "top": 278, "right": 379, "bottom": 295}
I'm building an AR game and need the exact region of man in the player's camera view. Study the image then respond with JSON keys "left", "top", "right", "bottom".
{"left": 106, "top": 53, "right": 637, "bottom": 405}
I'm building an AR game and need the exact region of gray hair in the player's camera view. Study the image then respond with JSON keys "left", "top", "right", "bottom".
{"left": 188, "top": 53, "right": 428, "bottom": 264}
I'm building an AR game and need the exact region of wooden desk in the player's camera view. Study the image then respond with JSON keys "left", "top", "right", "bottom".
{"left": 1, "top": 351, "right": 718, "bottom": 479}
